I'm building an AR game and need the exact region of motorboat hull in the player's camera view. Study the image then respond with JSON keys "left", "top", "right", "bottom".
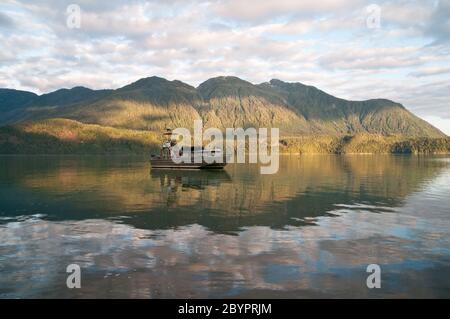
{"left": 150, "top": 158, "right": 227, "bottom": 169}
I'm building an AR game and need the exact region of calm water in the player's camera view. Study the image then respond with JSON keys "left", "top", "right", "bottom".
{"left": 0, "top": 155, "right": 449, "bottom": 298}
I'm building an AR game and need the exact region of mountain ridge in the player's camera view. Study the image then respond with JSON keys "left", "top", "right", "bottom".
{"left": 0, "top": 76, "right": 446, "bottom": 138}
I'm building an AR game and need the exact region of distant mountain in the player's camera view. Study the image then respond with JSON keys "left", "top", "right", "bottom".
{"left": 58, "top": 76, "right": 203, "bottom": 131}
{"left": 0, "top": 89, "right": 38, "bottom": 124}
{"left": 0, "top": 88, "right": 37, "bottom": 109}
{"left": 0, "top": 76, "right": 445, "bottom": 137}
{"left": 196, "top": 76, "right": 310, "bottom": 133}
{"left": 33, "top": 86, "right": 112, "bottom": 107}
{"left": 0, "top": 86, "right": 112, "bottom": 125}
{"left": 116, "top": 76, "right": 201, "bottom": 104}
{"left": 264, "top": 79, "right": 444, "bottom": 137}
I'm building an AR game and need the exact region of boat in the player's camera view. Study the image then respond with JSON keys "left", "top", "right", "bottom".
{"left": 150, "top": 129, "right": 227, "bottom": 170}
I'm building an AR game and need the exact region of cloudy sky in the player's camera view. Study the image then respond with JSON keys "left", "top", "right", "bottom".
{"left": 0, "top": 0, "right": 449, "bottom": 133}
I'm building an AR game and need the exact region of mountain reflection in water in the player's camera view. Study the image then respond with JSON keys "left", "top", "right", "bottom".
{"left": 0, "top": 155, "right": 449, "bottom": 298}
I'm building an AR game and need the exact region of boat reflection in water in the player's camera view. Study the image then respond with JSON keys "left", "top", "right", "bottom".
{"left": 150, "top": 169, "right": 232, "bottom": 208}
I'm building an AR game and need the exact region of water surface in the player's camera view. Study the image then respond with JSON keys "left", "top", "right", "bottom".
{"left": 0, "top": 155, "right": 449, "bottom": 298}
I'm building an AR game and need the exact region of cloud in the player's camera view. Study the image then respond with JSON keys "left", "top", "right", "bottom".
{"left": 424, "top": 0, "right": 450, "bottom": 44}
{"left": 381, "top": 1, "right": 434, "bottom": 27}
{"left": 422, "top": 116, "right": 450, "bottom": 135}
{"left": 410, "top": 66, "right": 450, "bottom": 77}
{"left": 213, "top": 0, "right": 363, "bottom": 23}
{"left": 0, "top": 0, "right": 449, "bottom": 134}
{"left": 379, "top": 0, "right": 450, "bottom": 45}
{"left": 0, "top": 11, "right": 15, "bottom": 28}
{"left": 319, "top": 47, "right": 424, "bottom": 70}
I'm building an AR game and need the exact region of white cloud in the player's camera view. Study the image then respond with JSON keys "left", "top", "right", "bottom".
{"left": 319, "top": 46, "right": 424, "bottom": 70}
{"left": 411, "top": 66, "right": 450, "bottom": 77}
{"left": 422, "top": 116, "right": 450, "bottom": 135}
{"left": 213, "top": 0, "right": 363, "bottom": 22}
{"left": 0, "top": 0, "right": 449, "bottom": 131}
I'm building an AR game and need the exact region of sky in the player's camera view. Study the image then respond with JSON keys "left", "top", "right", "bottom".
{"left": 0, "top": 0, "right": 449, "bottom": 134}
